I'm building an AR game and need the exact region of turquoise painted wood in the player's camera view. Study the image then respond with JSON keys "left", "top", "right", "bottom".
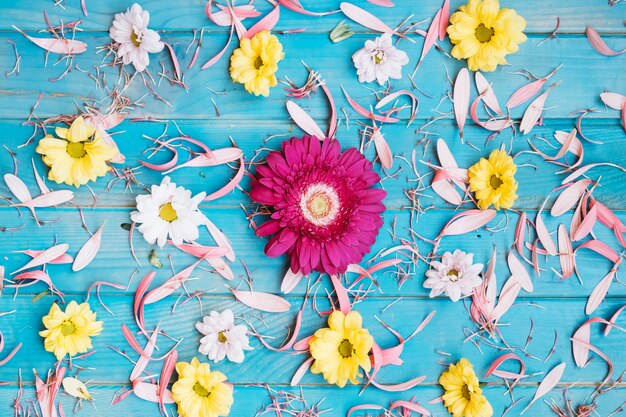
{"left": 0, "top": 1, "right": 625, "bottom": 417}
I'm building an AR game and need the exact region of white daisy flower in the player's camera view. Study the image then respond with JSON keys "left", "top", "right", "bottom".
{"left": 424, "top": 250, "right": 483, "bottom": 302}
{"left": 109, "top": 3, "right": 164, "bottom": 72}
{"left": 352, "top": 33, "right": 409, "bottom": 86}
{"left": 196, "top": 309, "right": 252, "bottom": 363}
{"left": 130, "top": 176, "right": 206, "bottom": 248}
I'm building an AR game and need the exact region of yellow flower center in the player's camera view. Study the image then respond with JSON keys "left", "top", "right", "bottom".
{"left": 300, "top": 184, "right": 340, "bottom": 227}
{"left": 475, "top": 24, "right": 494, "bottom": 43}
{"left": 218, "top": 331, "right": 227, "bottom": 343}
{"left": 373, "top": 50, "right": 385, "bottom": 64}
{"left": 338, "top": 339, "right": 353, "bottom": 358}
{"left": 489, "top": 175, "right": 503, "bottom": 190}
{"left": 130, "top": 27, "right": 143, "bottom": 47}
{"left": 254, "top": 56, "right": 264, "bottom": 70}
{"left": 461, "top": 384, "right": 472, "bottom": 400}
{"left": 308, "top": 194, "right": 331, "bottom": 218}
{"left": 66, "top": 142, "right": 87, "bottom": 159}
{"left": 193, "top": 382, "right": 211, "bottom": 397}
{"left": 158, "top": 203, "right": 178, "bottom": 222}
{"left": 61, "top": 321, "right": 76, "bottom": 336}
{"left": 447, "top": 269, "right": 460, "bottom": 282}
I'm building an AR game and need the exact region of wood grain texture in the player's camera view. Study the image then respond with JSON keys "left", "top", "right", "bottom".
{"left": 1, "top": 384, "right": 624, "bottom": 417}
{"left": 1, "top": 294, "right": 625, "bottom": 385}
{"left": 1, "top": 119, "right": 625, "bottom": 209}
{"left": 0, "top": 0, "right": 625, "bottom": 416}
{"left": 2, "top": 0, "right": 624, "bottom": 33}
{"left": 1, "top": 207, "right": 625, "bottom": 298}
{"left": 0, "top": 33, "right": 623, "bottom": 120}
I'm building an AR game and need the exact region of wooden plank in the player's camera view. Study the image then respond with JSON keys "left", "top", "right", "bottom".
{"left": 0, "top": 294, "right": 624, "bottom": 386}
{"left": 2, "top": 207, "right": 625, "bottom": 298}
{"left": 2, "top": 0, "right": 624, "bottom": 33}
{"left": 1, "top": 383, "right": 624, "bottom": 417}
{"left": 2, "top": 118, "right": 625, "bottom": 210}
{"left": 0, "top": 33, "right": 623, "bottom": 120}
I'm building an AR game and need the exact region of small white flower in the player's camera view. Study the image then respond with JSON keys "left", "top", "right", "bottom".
{"left": 130, "top": 176, "right": 207, "bottom": 248}
{"left": 109, "top": 3, "right": 164, "bottom": 72}
{"left": 196, "top": 309, "right": 252, "bottom": 363}
{"left": 352, "top": 33, "right": 409, "bottom": 86}
{"left": 424, "top": 250, "right": 483, "bottom": 302}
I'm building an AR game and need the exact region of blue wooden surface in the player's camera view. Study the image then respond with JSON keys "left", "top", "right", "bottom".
{"left": 0, "top": 1, "right": 625, "bottom": 416}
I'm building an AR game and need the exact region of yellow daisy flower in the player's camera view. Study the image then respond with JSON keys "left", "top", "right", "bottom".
{"left": 468, "top": 149, "right": 518, "bottom": 210}
{"left": 39, "top": 301, "right": 103, "bottom": 360}
{"left": 229, "top": 30, "right": 284, "bottom": 97}
{"left": 308, "top": 310, "right": 374, "bottom": 388}
{"left": 35, "top": 116, "right": 117, "bottom": 188}
{"left": 440, "top": 358, "right": 493, "bottom": 417}
{"left": 447, "top": 0, "right": 526, "bottom": 72}
{"left": 171, "top": 357, "right": 233, "bottom": 417}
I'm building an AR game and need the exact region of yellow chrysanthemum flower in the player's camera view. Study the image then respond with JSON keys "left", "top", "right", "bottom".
{"left": 447, "top": 0, "right": 526, "bottom": 72}
{"left": 468, "top": 149, "right": 518, "bottom": 210}
{"left": 35, "top": 116, "right": 117, "bottom": 188}
{"left": 440, "top": 358, "right": 493, "bottom": 417}
{"left": 308, "top": 310, "right": 374, "bottom": 388}
{"left": 171, "top": 358, "right": 233, "bottom": 417}
{"left": 39, "top": 301, "right": 103, "bottom": 360}
{"left": 229, "top": 30, "right": 284, "bottom": 97}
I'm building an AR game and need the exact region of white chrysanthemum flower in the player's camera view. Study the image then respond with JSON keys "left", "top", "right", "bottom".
{"left": 130, "top": 176, "right": 206, "bottom": 248}
{"left": 109, "top": 3, "right": 164, "bottom": 72}
{"left": 196, "top": 309, "right": 252, "bottom": 363}
{"left": 352, "top": 33, "right": 409, "bottom": 86}
{"left": 424, "top": 250, "right": 483, "bottom": 302}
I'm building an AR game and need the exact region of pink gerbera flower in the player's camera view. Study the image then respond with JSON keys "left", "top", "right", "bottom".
{"left": 250, "top": 136, "right": 386, "bottom": 275}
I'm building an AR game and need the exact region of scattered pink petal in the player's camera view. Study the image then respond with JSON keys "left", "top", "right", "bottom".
{"left": 522, "top": 363, "right": 566, "bottom": 414}
{"left": 506, "top": 66, "right": 560, "bottom": 109}
{"left": 245, "top": 5, "right": 280, "bottom": 38}
{"left": 438, "top": 209, "right": 496, "bottom": 238}
{"left": 586, "top": 260, "right": 621, "bottom": 315}
{"left": 508, "top": 251, "right": 533, "bottom": 292}
{"left": 340, "top": 2, "right": 401, "bottom": 36}
{"left": 227, "top": 286, "right": 291, "bottom": 313}
{"left": 600, "top": 92, "right": 626, "bottom": 110}
{"left": 372, "top": 129, "right": 392, "bottom": 169}
{"left": 453, "top": 68, "right": 470, "bottom": 142}
{"left": 72, "top": 223, "right": 105, "bottom": 272}
{"left": 520, "top": 84, "right": 557, "bottom": 134}
{"left": 13, "top": 243, "right": 69, "bottom": 273}
{"left": 14, "top": 25, "right": 87, "bottom": 54}
{"left": 557, "top": 225, "right": 574, "bottom": 279}
{"left": 475, "top": 72, "right": 502, "bottom": 115}
{"left": 286, "top": 100, "right": 326, "bottom": 139}
{"left": 586, "top": 26, "right": 625, "bottom": 56}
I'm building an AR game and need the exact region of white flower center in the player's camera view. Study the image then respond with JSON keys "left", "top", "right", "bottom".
{"left": 130, "top": 26, "right": 144, "bottom": 47}
{"left": 299, "top": 183, "right": 340, "bottom": 226}
{"left": 373, "top": 49, "right": 386, "bottom": 64}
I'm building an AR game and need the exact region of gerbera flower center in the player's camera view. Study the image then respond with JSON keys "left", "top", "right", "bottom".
{"left": 193, "top": 382, "right": 211, "bottom": 397}
{"left": 159, "top": 202, "right": 178, "bottom": 222}
{"left": 66, "top": 142, "right": 87, "bottom": 158}
{"left": 218, "top": 331, "right": 227, "bottom": 343}
{"left": 373, "top": 50, "right": 386, "bottom": 64}
{"left": 475, "top": 24, "right": 494, "bottom": 43}
{"left": 489, "top": 175, "right": 503, "bottom": 190}
{"left": 61, "top": 320, "right": 76, "bottom": 336}
{"left": 130, "top": 26, "right": 143, "bottom": 46}
{"left": 338, "top": 339, "right": 354, "bottom": 358}
{"left": 461, "top": 384, "right": 472, "bottom": 400}
{"left": 299, "top": 183, "right": 340, "bottom": 227}
{"left": 447, "top": 269, "right": 460, "bottom": 282}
